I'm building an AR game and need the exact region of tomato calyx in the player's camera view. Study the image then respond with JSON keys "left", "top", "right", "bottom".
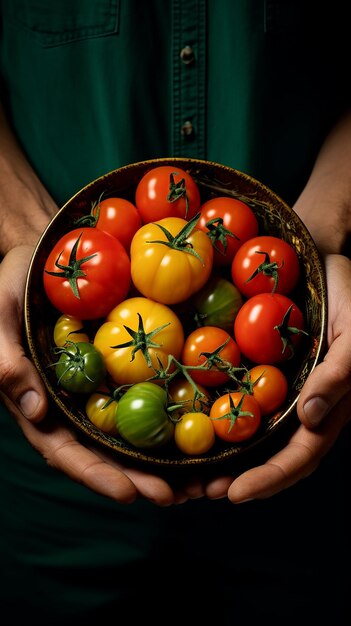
{"left": 51, "top": 340, "right": 103, "bottom": 387}
{"left": 167, "top": 172, "right": 190, "bottom": 217}
{"left": 204, "top": 217, "right": 239, "bottom": 255}
{"left": 110, "top": 312, "right": 170, "bottom": 368}
{"left": 198, "top": 338, "right": 245, "bottom": 384}
{"left": 74, "top": 193, "right": 104, "bottom": 228}
{"left": 211, "top": 393, "right": 254, "bottom": 431}
{"left": 44, "top": 232, "right": 97, "bottom": 299}
{"left": 239, "top": 367, "right": 265, "bottom": 395}
{"left": 274, "top": 305, "right": 309, "bottom": 358}
{"left": 245, "top": 250, "right": 283, "bottom": 293}
{"left": 146, "top": 213, "right": 204, "bottom": 263}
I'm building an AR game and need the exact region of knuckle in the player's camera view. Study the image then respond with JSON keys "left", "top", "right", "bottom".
{"left": 0, "top": 358, "right": 18, "bottom": 393}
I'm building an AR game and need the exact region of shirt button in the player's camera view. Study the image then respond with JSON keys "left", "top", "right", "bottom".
{"left": 180, "top": 45, "right": 195, "bottom": 65}
{"left": 181, "top": 121, "right": 194, "bottom": 137}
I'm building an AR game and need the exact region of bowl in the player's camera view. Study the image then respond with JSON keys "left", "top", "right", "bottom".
{"left": 24, "top": 158, "right": 327, "bottom": 473}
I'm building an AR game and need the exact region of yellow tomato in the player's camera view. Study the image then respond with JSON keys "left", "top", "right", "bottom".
{"left": 53, "top": 314, "right": 89, "bottom": 347}
{"left": 174, "top": 411, "right": 215, "bottom": 455}
{"left": 130, "top": 216, "right": 213, "bottom": 304}
{"left": 93, "top": 297, "right": 184, "bottom": 386}
{"left": 85, "top": 389, "right": 118, "bottom": 435}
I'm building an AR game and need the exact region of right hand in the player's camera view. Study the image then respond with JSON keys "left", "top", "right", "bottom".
{"left": 0, "top": 245, "right": 206, "bottom": 506}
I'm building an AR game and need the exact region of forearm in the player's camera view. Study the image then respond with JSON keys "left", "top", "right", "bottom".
{"left": 293, "top": 110, "right": 351, "bottom": 256}
{"left": 0, "top": 102, "right": 57, "bottom": 255}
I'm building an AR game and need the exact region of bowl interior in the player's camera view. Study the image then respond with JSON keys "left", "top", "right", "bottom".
{"left": 24, "top": 158, "right": 327, "bottom": 470}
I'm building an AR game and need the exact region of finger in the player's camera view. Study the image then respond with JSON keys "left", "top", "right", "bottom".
{"left": 91, "top": 445, "right": 176, "bottom": 506}
{"left": 172, "top": 476, "right": 207, "bottom": 504}
{"left": 13, "top": 406, "right": 139, "bottom": 504}
{"left": 0, "top": 246, "right": 48, "bottom": 421}
{"left": 298, "top": 254, "right": 351, "bottom": 428}
{"left": 227, "top": 392, "right": 349, "bottom": 503}
{"left": 205, "top": 475, "right": 233, "bottom": 499}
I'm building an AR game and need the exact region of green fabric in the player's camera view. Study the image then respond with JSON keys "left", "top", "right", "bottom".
{"left": 0, "top": 0, "right": 349, "bottom": 207}
{"left": 0, "top": 1, "right": 350, "bottom": 622}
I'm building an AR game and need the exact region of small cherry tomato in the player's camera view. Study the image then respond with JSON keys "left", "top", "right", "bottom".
{"left": 54, "top": 341, "right": 106, "bottom": 393}
{"left": 174, "top": 412, "right": 215, "bottom": 455}
{"left": 85, "top": 388, "right": 119, "bottom": 434}
{"left": 181, "top": 326, "right": 241, "bottom": 387}
{"left": 168, "top": 377, "right": 211, "bottom": 417}
{"left": 197, "top": 196, "right": 259, "bottom": 266}
{"left": 241, "top": 364, "right": 289, "bottom": 416}
{"left": 94, "top": 196, "right": 142, "bottom": 251}
{"left": 231, "top": 235, "right": 300, "bottom": 297}
{"left": 210, "top": 391, "right": 261, "bottom": 442}
{"left": 135, "top": 165, "right": 201, "bottom": 223}
{"left": 53, "top": 314, "right": 89, "bottom": 347}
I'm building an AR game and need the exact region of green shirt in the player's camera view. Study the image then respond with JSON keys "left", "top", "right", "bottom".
{"left": 0, "top": 2, "right": 350, "bottom": 620}
{"left": 0, "top": 0, "right": 349, "bottom": 208}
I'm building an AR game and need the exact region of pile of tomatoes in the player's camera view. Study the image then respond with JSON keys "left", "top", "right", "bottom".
{"left": 42, "top": 164, "right": 308, "bottom": 457}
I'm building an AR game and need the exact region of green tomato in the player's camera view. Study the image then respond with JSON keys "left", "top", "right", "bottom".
{"left": 55, "top": 341, "right": 106, "bottom": 393}
{"left": 191, "top": 275, "right": 243, "bottom": 332}
{"left": 115, "top": 382, "right": 174, "bottom": 449}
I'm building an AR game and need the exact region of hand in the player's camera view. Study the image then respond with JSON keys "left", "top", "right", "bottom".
{"left": 0, "top": 245, "right": 205, "bottom": 506}
{"left": 204, "top": 253, "right": 351, "bottom": 502}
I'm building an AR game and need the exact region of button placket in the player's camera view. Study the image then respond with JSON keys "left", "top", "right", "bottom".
{"left": 171, "top": 0, "right": 206, "bottom": 158}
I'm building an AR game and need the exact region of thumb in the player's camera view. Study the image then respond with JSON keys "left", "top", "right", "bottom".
{"left": 0, "top": 246, "right": 48, "bottom": 421}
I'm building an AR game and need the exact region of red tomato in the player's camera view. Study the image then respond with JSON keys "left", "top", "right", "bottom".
{"left": 43, "top": 227, "right": 131, "bottom": 320}
{"left": 241, "top": 364, "right": 289, "bottom": 416}
{"left": 181, "top": 326, "right": 241, "bottom": 387}
{"left": 94, "top": 196, "right": 142, "bottom": 251}
{"left": 197, "top": 197, "right": 259, "bottom": 266}
{"left": 135, "top": 165, "right": 201, "bottom": 223}
{"left": 231, "top": 235, "right": 300, "bottom": 297}
{"left": 234, "top": 293, "right": 306, "bottom": 364}
{"left": 210, "top": 391, "right": 261, "bottom": 442}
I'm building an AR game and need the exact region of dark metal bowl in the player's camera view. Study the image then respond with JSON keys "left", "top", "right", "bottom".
{"left": 24, "top": 158, "right": 327, "bottom": 472}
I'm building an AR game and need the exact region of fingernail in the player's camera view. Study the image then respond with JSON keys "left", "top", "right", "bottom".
{"left": 303, "top": 396, "right": 330, "bottom": 426}
{"left": 19, "top": 390, "right": 40, "bottom": 418}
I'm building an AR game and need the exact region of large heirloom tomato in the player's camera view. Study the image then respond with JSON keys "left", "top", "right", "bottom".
{"left": 210, "top": 391, "right": 261, "bottom": 442}
{"left": 115, "top": 382, "right": 175, "bottom": 449}
{"left": 234, "top": 293, "right": 307, "bottom": 364}
{"left": 181, "top": 326, "right": 241, "bottom": 387}
{"left": 231, "top": 235, "right": 300, "bottom": 297}
{"left": 43, "top": 227, "right": 131, "bottom": 319}
{"left": 93, "top": 297, "right": 184, "bottom": 385}
{"left": 135, "top": 165, "right": 201, "bottom": 223}
{"left": 197, "top": 196, "right": 258, "bottom": 266}
{"left": 130, "top": 216, "right": 213, "bottom": 305}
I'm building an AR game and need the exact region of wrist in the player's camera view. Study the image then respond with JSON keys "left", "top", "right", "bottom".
{"left": 293, "top": 177, "right": 351, "bottom": 258}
